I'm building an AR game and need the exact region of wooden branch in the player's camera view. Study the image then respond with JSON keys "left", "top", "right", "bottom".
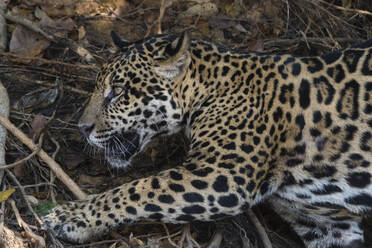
{"left": 9, "top": 199, "right": 46, "bottom": 248}
{"left": 0, "top": 115, "right": 87, "bottom": 200}
{"left": 1, "top": 11, "right": 95, "bottom": 63}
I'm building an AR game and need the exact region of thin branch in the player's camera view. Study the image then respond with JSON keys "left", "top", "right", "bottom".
{"left": 0, "top": 52, "right": 98, "bottom": 70}
{"left": 9, "top": 199, "right": 46, "bottom": 248}
{"left": 161, "top": 223, "right": 180, "bottom": 248}
{"left": 0, "top": 115, "right": 86, "bottom": 200}
{"left": 6, "top": 169, "right": 43, "bottom": 226}
{"left": 315, "top": 0, "right": 372, "bottom": 16}
{"left": 156, "top": 0, "right": 175, "bottom": 34}
{"left": 0, "top": 145, "right": 40, "bottom": 170}
{"left": 13, "top": 75, "right": 91, "bottom": 96}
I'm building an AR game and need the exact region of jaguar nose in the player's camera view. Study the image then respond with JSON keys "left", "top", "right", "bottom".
{"left": 80, "top": 124, "right": 94, "bottom": 138}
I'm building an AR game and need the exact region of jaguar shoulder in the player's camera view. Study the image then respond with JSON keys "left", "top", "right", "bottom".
{"left": 43, "top": 32, "right": 372, "bottom": 248}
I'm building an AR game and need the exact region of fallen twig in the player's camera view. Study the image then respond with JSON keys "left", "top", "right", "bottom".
{"left": 9, "top": 199, "right": 46, "bottom": 248}
{"left": 0, "top": 145, "right": 40, "bottom": 170}
{"left": 0, "top": 52, "right": 98, "bottom": 70}
{"left": 6, "top": 169, "right": 43, "bottom": 225}
{"left": 13, "top": 75, "right": 91, "bottom": 96}
{"left": 156, "top": 0, "right": 175, "bottom": 34}
{"left": 315, "top": 0, "right": 372, "bottom": 16}
{"left": 264, "top": 37, "right": 364, "bottom": 48}
{"left": 2, "top": 11, "right": 95, "bottom": 63}
{"left": 0, "top": 115, "right": 87, "bottom": 200}
{"left": 161, "top": 223, "right": 180, "bottom": 248}
{"left": 246, "top": 209, "right": 272, "bottom": 248}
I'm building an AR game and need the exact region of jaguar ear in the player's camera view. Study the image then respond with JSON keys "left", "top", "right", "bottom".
{"left": 111, "top": 31, "right": 133, "bottom": 51}
{"left": 155, "top": 32, "right": 191, "bottom": 79}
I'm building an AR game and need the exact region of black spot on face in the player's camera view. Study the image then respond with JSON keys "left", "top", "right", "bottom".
{"left": 346, "top": 172, "right": 371, "bottom": 188}
{"left": 303, "top": 165, "right": 336, "bottom": 178}
{"left": 310, "top": 184, "right": 342, "bottom": 195}
{"left": 345, "top": 193, "right": 372, "bottom": 207}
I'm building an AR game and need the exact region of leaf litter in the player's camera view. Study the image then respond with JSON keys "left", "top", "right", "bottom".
{"left": 0, "top": 0, "right": 371, "bottom": 247}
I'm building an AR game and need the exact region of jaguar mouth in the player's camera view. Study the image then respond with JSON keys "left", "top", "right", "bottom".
{"left": 105, "top": 131, "right": 141, "bottom": 167}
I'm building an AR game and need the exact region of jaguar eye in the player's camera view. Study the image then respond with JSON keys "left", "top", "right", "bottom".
{"left": 112, "top": 86, "right": 124, "bottom": 96}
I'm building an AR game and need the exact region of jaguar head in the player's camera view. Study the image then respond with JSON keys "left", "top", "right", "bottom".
{"left": 78, "top": 32, "right": 191, "bottom": 168}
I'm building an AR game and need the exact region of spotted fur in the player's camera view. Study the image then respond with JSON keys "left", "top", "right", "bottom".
{"left": 43, "top": 32, "right": 372, "bottom": 247}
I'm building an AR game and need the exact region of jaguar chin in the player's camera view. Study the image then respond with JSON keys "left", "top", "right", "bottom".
{"left": 104, "top": 131, "right": 141, "bottom": 168}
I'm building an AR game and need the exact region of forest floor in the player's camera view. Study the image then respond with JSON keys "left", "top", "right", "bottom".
{"left": 0, "top": 0, "right": 371, "bottom": 247}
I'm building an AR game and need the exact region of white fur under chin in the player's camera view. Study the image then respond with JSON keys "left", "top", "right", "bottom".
{"left": 107, "top": 156, "right": 132, "bottom": 168}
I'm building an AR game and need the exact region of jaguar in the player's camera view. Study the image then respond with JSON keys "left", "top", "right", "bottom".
{"left": 43, "top": 31, "right": 372, "bottom": 248}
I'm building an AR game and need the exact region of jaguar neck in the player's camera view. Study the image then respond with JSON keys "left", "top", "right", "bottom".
{"left": 173, "top": 41, "right": 260, "bottom": 123}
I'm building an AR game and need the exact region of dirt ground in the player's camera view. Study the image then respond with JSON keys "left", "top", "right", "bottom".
{"left": 0, "top": 0, "right": 372, "bottom": 247}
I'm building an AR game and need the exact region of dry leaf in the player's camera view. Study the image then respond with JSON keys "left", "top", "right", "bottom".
{"left": 36, "top": 8, "right": 76, "bottom": 39}
{"left": 14, "top": 88, "right": 58, "bottom": 112}
{"left": 24, "top": 195, "right": 39, "bottom": 206}
{"left": 63, "top": 153, "right": 85, "bottom": 170}
{"left": 13, "top": 160, "right": 27, "bottom": 179}
{"left": 179, "top": 2, "right": 218, "bottom": 18}
{"left": 0, "top": 188, "right": 15, "bottom": 203}
{"left": 29, "top": 114, "right": 48, "bottom": 142}
{"left": 9, "top": 25, "right": 50, "bottom": 58}
{"left": 248, "top": 40, "right": 264, "bottom": 52}
{"left": 78, "top": 26, "right": 86, "bottom": 40}
{"left": 79, "top": 174, "right": 104, "bottom": 186}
